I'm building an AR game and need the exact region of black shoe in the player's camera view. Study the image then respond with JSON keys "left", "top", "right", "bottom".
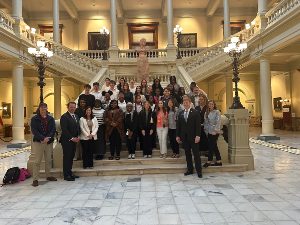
{"left": 213, "top": 162, "right": 223, "bottom": 167}
{"left": 72, "top": 175, "right": 80, "bottom": 179}
{"left": 197, "top": 173, "right": 203, "bottom": 178}
{"left": 203, "top": 162, "right": 211, "bottom": 168}
{"left": 184, "top": 171, "right": 193, "bottom": 176}
{"left": 64, "top": 176, "right": 75, "bottom": 181}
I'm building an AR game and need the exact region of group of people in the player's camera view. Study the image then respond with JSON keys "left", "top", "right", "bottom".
{"left": 30, "top": 76, "right": 223, "bottom": 185}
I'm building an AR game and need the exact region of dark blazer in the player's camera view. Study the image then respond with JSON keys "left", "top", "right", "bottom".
{"left": 195, "top": 105, "right": 207, "bottom": 125}
{"left": 139, "top": 109, "right": 157, "bottom": 132}
{"left": 59, "top": 112, "right": 80, "bottom": 143}
{"left": 176, "top": 108, "right": 201, "bottom": 143}
{"left": 31, "top": 114, "right": 56, "bottom": 144}
{"left": 124, "top": 111, "right": 139, "bottom": 133}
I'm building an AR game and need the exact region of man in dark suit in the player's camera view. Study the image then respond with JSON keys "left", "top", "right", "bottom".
{"left": 176, "top": 95, "right": 202, "bottom": 178}
{"left": 60, "top": 102, "right": 80, "bottom": 181}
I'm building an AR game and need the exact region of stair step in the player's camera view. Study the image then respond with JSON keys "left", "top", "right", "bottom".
{"left": 72, "top": 156, "right": 208, "bottom": 167}
{"left": 40, "top": 163, "right": 248, "bottom": 177}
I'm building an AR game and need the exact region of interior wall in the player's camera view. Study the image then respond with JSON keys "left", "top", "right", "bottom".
{"left": 271, "top": 73, "right": 287, "bottom": 118}
{"left": 291, "top": 69, "right": 300, "bottom": 117}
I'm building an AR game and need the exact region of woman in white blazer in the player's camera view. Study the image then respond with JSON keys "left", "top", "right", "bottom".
{"left": 79, "top": 106, "right": 98, "bottom": 169}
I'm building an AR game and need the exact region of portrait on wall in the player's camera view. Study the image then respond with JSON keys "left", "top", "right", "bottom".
{"left": 88, "top": 32, "right": 110, "bottom": 50}
{"left": 2, "top": 102, "right": 11, "bottom": 119}
{"left": 273, "top": 97, "right": 283, "bottom": 111}
{"left": 178, "top": 33, "right": 197, "bottom": 48}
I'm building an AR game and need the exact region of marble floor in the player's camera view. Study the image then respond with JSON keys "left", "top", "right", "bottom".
{"left": 0, "top": 129, "right": 300, "bottom": 225}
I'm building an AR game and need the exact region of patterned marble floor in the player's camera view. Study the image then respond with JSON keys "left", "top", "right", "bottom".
{"left": 0, "top": 129, "right": 300, "bottom": 225}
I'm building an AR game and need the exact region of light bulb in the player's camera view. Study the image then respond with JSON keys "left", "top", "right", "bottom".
{"left": 37, "top": 41, "right": 45, "bottom": 48}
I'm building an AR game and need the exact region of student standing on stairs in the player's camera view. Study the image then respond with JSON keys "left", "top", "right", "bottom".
{"left": 79, "top": 107, "right": 98, "bottom": 169}
{"left": 203, "top": 100, "right": 222, "bottom": 168}
{"left": 104, "top": 100, "right": 125, "bottom": 160}
{"left": 78, "top": 84, "right": 95, "bottom": 108}
{"left": 167, "top": 99, "right": 180, "bottom": 158}
{"left": 156, "top": 100, "right": 169, "bottom": 159}
{"left": 125, "top": 102, "right": 138, "bottom": 159}
{"left": 93, "top": 99, "right": 106, "bottom": 160}
{"left": 139, "top": 101, "right": 156, "bottom": 158}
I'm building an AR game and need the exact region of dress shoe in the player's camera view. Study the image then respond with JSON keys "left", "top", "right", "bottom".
{"left": 213, "top": 162, "right": 223, "bottom": 166}
{"left": 64, "top": 177, "right": 75, "bottom": 181}
{"left": 197, "top": 173, "right": 203, "bottom": 178}
{"left": 72, "top": 175, "right": 80, "bottom": 179}
{"left": 203, "top": 162, "right": 211, "bottom": 168}
{"left": 32, "top": 180, "right": 39, "bottom": 187}
{"left": 184, "top": 171, "right": 193, "bottom": 176}
{"left": 46, "top": 177, "right": 57, "bottom": 181}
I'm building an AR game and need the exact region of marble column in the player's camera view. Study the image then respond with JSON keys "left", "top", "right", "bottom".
{"left": 166, "top": 0, "right": 176, "bottom": 59}
{"left": 12, "top": 0, "right": 22, "bottom": 35}
{"left": 258, "top": 0, "right": 268, "bottom": 29}
{"left": 259, "top": 58, "right": 279, "bottom": 140}
{"left": 53, "top": 77, "right": 62, "bottom": 119}
{"left": 226, "top": 73, "right": 233, "bottom": 109}
{"left": 53, "top": 0, "right": 60, "bottom": 43}
{"left": 27, "top": 81, "right": 34, "bottom": 121}
{"left": 167, "top": 0, "right": 174, "bottom": 47}
{"left": 109, "top": 0, "right": 119, "bottom": 60}
{"left": 255, "top": 78, "right": 261, "bottom": 117}
{"left": 223, "top": 0, "right": 230, "bottom": 39}
{"left": 110, "top": 0, "right": 118, "bottom": 48}
{"left": 11, "top": 62, "right": 26, "bottom": 144}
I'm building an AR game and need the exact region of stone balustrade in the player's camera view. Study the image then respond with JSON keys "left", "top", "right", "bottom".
{"left": 0, "top": 9, "right": 15, "bottom": 32}
{"left": 114, "top": 73, "right": 171, "bottom": 84}
{"left": 77, "top": 50, "right": 108, "bottom": 60}
{"left": 266, "top": 0, "right": 300, "bottom": 26}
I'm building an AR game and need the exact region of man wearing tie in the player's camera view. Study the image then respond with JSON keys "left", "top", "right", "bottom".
{"left": 176, "top": 95, "right": 202, "bottom": 178}
{"left": 60, "top": 102, "right": 80, "bottom": 181}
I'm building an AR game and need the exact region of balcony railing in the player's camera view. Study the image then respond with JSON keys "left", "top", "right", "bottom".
{"left": 0, "top": 9, "right": 15, "bottom": 33}
{"left": 266, "top": 0, "right": 300, "bottom": 26}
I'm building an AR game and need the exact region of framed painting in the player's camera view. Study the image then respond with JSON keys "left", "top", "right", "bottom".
{"left": 178, "top": 33, "right": 197, "bottom": 48}
{"left": 88, "top": 32, "right": 110, "bottom": 50}
{"left": 273, "top": 97, "right": 283, "bottom": 111}
{"left": 127, "top": 22, "right": 159, "bottom": 49}
{"left": 2, "top": 102, "right": 11, "bottom": 119}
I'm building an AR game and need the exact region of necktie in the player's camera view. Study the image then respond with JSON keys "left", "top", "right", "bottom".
{"left": 72, "top": 114, "right": 77, "bottom": 122}
{"left": 184, "top": 110, "right": 188, "bottom": 122}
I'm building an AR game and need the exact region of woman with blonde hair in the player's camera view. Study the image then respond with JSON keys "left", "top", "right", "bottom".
{"left": 203, "top": 100, "right": 222, "bottom": 167}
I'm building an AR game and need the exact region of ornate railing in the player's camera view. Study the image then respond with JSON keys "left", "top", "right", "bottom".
{"left": 119, "top": 49, "right": 168, "bottom": 59}
{"left": 18, "top": 25, "right": 102, "bottom": 74}
{"left": 77, "top": 50, "right": 107, "bottom": 60}
{"left": 179, "top": 47, "right": 206, "bottom": 58}
{"left": 266, "top": 0, "right": 300, "bottom": 26}
{"left": 182, "top": 16, "right": 260, "bottom": 73}
{"left": 0, "top": 9, "right": 15, "bottom": 33}
{"left": 114, "top": 73, "right": 171, "bottom": 84}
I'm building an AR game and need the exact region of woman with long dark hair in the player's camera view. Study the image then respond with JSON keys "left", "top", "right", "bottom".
{"left": 104, "top": 100, "right": 124, "bottom": 160}
{"left": 152, "top": 78, "right": 163, "bottom": 96}
{"left": 167, "top": 99, "right": 180, "bottom": 158}
{"left": 140, "top": 79, "right": 148, "bottom": 95}
{"left": 79, "top": 106, "right": 99, "bottom": 168}
{"left": 203, "top": 100, "right": 222, "bottom": 167}
{"left": 139, "top": 101, "right": 156, "bottom": 158}
{"left": 135, "top": 85, "right": 146, "bottom": 102}
{"left": 117, "top": 77, "right": 126, "bottom": 91}
{"left": 156, "top": 100, "right": 168, "bottom": 158}
{"left": 123, "top": 82, "right": 134, "bottom": 103}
